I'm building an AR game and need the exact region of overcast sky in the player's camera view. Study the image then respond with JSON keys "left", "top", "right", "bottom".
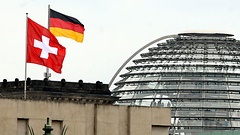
{"left": 1, "top": 0, "right": 240, "bottom": 89}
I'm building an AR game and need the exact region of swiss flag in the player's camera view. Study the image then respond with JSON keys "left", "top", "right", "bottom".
{"left": 27, "top": 18, "right": 66, "bottom": 73}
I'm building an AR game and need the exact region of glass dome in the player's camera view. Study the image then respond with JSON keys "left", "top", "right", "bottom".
{"left": 112, "top": 33, "right": 240, "bottom": 135}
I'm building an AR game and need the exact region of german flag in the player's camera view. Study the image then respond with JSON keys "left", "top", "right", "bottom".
{"left": 50, "top": 9, "right": 85, "bottom": 43}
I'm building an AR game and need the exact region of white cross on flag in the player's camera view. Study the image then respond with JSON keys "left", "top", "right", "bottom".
{"left": 27, "top": 18, "right": 66, "bottom": 73}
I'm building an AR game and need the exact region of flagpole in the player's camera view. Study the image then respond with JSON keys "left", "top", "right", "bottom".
{"left": 45, "top": 5, "right": 51, "bottom": 79}
{"left": 24, "top": 13, "right": 28, "bottom": 100}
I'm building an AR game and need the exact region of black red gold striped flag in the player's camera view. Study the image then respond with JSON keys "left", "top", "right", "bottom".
{"left": 50, "top": 9, "right": 85, "bottom": 43}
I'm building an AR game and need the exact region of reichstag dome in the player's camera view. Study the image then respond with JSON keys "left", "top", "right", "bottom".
{"left": 111, "top": 33, "right": 240, "bottom": 135}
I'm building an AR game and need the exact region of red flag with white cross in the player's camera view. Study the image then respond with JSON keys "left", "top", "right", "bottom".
{"left": 27, "top": 18, "right": 66, "bottom": 73}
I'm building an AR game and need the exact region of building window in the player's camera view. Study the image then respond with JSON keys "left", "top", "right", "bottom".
{"left": 152, "top": 125, "right": 168, "bottom": 135}
{"left": 17, "top": 118, "right": 28, "bottom": 135}
{"left": 52, "top": 120, "right": 63, "bottom": 135}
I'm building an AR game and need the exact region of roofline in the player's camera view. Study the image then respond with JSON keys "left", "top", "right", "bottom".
{"left": 178, "top": 33, "right": 234, "bottom": 37}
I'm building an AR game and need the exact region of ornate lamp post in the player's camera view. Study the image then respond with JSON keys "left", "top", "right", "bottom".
{"left": 28, "top": 117, "right": 67, "bottom": 135}
{"left": 43, "top": 117, "right": 53, "bottom": 135}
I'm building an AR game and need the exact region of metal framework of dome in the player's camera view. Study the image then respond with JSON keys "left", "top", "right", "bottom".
{"left": 112, "top": 33, "right": 240, "bottom": 135}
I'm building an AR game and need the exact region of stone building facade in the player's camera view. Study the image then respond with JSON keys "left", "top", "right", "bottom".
{"left": 0, "top": 79, "right": 171, "bottom": 135}
{"left": 0, "top": 99, "right": 170, "bottom": 135}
